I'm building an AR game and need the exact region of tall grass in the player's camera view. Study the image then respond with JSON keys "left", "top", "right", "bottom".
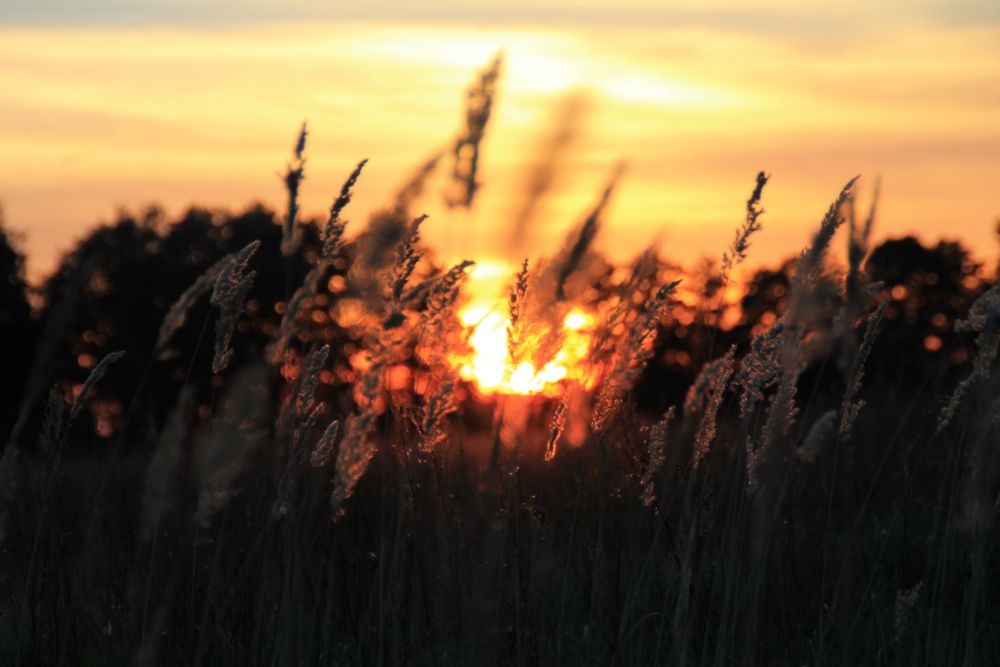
{"left": 0, "top": 57, "right": 998, "bottom": 667}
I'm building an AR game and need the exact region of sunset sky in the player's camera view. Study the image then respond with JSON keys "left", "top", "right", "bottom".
{"left": 1, "top": 0, "right": 998, "bottom": 281}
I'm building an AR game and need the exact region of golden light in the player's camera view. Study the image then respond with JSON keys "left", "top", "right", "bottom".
{"left": 4, "top": 19, "right": 1000, "bottom": 280}
{"left": 455, "top": 305, "right": 597, "bottom": 397}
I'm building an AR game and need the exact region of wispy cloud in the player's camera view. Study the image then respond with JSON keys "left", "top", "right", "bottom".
{"left": 1, "top": 8, "right": 998, "bottom": 278}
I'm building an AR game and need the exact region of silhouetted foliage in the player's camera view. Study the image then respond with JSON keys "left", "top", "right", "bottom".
{"left": 0, "top": 215, "right": 36, "bottom": 441}
{"left": 29, "top": 205, "right": 327, "bottom": 446}
{"left": 10, "top": 214, "right": 992, "bottom": 455}
{"left": 866, "top": 236, "right": 985, "bottom": 383}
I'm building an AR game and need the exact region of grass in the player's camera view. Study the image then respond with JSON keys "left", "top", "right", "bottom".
{"left": 0, "top": 57, "right": 998, "bottom": 666}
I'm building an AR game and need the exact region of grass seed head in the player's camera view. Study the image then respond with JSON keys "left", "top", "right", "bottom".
{"left": 281, "top": 122, "right": 308, "bottom": 257}
{"left": 799, "top": 410, "right": 836, "bottom": 463}
{"left": 210, "top": 240, "right": 260, "bottom": 374}
{"left": 445, "top": 53, "right": 502, "bottom": 209}
{"left": 68, "top": 350, "right": 126, "bottom": 427}
{"left": 310, "top": 419, "right": 340, "bottom": 469}
{"left": 642, "top": 406, "right": 675, "bottom": 507}
{"left": 544, "top": 399, "right": 567, "bottom": 462}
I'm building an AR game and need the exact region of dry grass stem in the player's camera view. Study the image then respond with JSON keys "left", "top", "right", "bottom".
{"left": 419, "top": 378, "right": 459, "bottom": 454}
{"left": 210, "top": 240, "right": 260, "bottom": 374}
{"left": 295, "top": 344, "right": 330, "bottom": 420}
{"left": 641, "top": 406, "right": 675, "bottom": 506}
{"left": 937, "top": 283, "right": 1000, "bottom": 433}
{"left": 799, "top": 410, "right": 836, "bottom": 463}
{"left": 591, "top": 279, "right": 681, "bottom": 430}
{"left": 281, "top": 122, "right": 307, "bottom": 256}
{"left": 393, "top": 151, "right": 443, "bottom": 214}
{"left": 555, "top": 163, "right": 624, "bottom": 300}
{"left": 508, "top": 258, "right": 530, "bottom": 363}
{"left": 445, "top": 53, "right": 502, "bottom": 209}
{"left": 155, "top": 253, "right": 232, "bottom": 357}
{"left": 839, "top": 301, "right": 887, "bottom": 440}
{"left": 721, "top": 171, "right": 769, "bottom": 282}
{"left": 331, "top": 360, "right": 386, "bottom": 515}
{"left": 544, "top": 399, "right": 567, "bottom": 462}
{"left": 323, "top": 158, "right": 368, "bottom": 259}
{"left": 310, "top": 419, "right": 340, "bottom": 469}
{"left": 691, "top": 346, "right": 736, "bottom": 468}
{"left": 68, "top": 350, "right": 126, "bottom": 427}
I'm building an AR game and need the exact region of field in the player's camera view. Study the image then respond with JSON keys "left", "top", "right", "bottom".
{"left": 1, "top": 58, "right": 999, "bottom": 666}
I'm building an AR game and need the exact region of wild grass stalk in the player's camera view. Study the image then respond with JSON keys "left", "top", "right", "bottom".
{"left": 5, "top": 257, "right": 95, "bottom": 450}
{"left": 421, "top": 260, "right": 476, "bottom": 329}
{"left": 544, "top": 399, "right": 566, "bottom": 462}
{"left": 689, "top": 345, "right": 736, "bottom": 468}
{"left": 280, "top": 122, "right": 307, "bottom": 257}
{"left": 509, "top": 93, "right": 585, "bottom": 253}
{"left": 734, "top": 321, "right": 784, "bottom": 420}
{"left": 445, "top": 53, "right": 502, "bottom": 209}
{"left": 309, "top": 419, "right": 340, "bottom": 469}
{"left": 209, "top": 240, "right": 259, "bottom": 374}
{"left": 704, "top": 171, "right": 768, "bottom": 359}
{"left": 508, "top": 258, "right": 530, "bottom": 363}
{"left": 590, "top": 245, "right": 659, "bottom": 362}
{"left": 839, "top": 300, "right": 887, "bottom": 441}
{"left": 841, "top": 178, "right": 880, "bottom": 331}
{"left": 15, "top": 349, "right": 126, "bottom": 666}
{"left": 156, "top": 249, "right": 246, "bottom": 358}
{"left": 591, "top": 279, "right": 681, "bottom": 431}
{"left": 418, "top": 378, "right": 459, "bottom": 453}
{"left": 787, "top": 176, "right": 859, "bottom": 323}
{"left": 271, "top": 158, "right": 366, "bottom": 363}
{"left": 323, "top": 158, "right": 368, "bottom": 257}
{"left": 331, "top": 359, "right": 386, "bottom": 516}
{"left": 393, "top": 151, "right": 442, "bottom": 215}
{"left": 294, "top": 344, "right": 330, "bottom": 421}
{"left": 641, "top": 406, "right": 674, "bottom": 507}
{"left": 720, "top": 171, "right": 768, "bottom": 284}
{"left": 936, "top": 283, "right": 1000, "bottom": 433}
{"left": 387, "top": 214, "right": 426, "bottom": 310}
{"left": 555, "top": 163, "right": 624, "bottom": 301}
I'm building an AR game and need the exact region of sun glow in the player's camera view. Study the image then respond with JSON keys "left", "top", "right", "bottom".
{"left": 455, "top": 305, "right": 597, "bottom": 396}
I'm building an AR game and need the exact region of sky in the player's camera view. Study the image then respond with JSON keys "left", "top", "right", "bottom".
{"left": 1, "top": 0, "right": 998, "bottom": 281}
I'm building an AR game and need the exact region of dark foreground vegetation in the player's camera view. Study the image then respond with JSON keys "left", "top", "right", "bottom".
{"left": 1, "top": 59, "right": 999, "bottom": 666}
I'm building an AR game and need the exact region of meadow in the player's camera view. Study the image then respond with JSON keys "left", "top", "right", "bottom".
{"left": 0, "top": 57, "right": 998, "bottom": 666}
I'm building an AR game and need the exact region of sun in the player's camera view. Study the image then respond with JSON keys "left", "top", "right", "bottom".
{"left": 454, "top": 304, "right": 597, "bottom": 396}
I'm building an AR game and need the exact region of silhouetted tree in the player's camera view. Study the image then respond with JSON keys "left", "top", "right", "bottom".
{"left": 739, "top": 260, "right": 795, "bottom": 330}
{"left": 0, "top": 213, "right": 37, "bottom": 442}
{"left": 866, "top": 236, "right": 984, "bottom": 382}
{"left": 14, "top": 203, "right": 993, "bottom": 455}
{"left": 31, "top": 204, "right": 327, "bottom": 446}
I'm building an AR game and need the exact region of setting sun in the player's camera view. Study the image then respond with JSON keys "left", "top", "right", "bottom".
{"left": 456, "top": 303, "right": 596, "bottom": 395}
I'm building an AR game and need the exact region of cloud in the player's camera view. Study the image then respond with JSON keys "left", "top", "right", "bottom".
{"left": 2, "top": 4, "right": 998, "bottom": 277}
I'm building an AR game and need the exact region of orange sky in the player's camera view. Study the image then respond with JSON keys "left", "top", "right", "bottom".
{"left": 1, "top": 9, "right": 998, "bottom": 281}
